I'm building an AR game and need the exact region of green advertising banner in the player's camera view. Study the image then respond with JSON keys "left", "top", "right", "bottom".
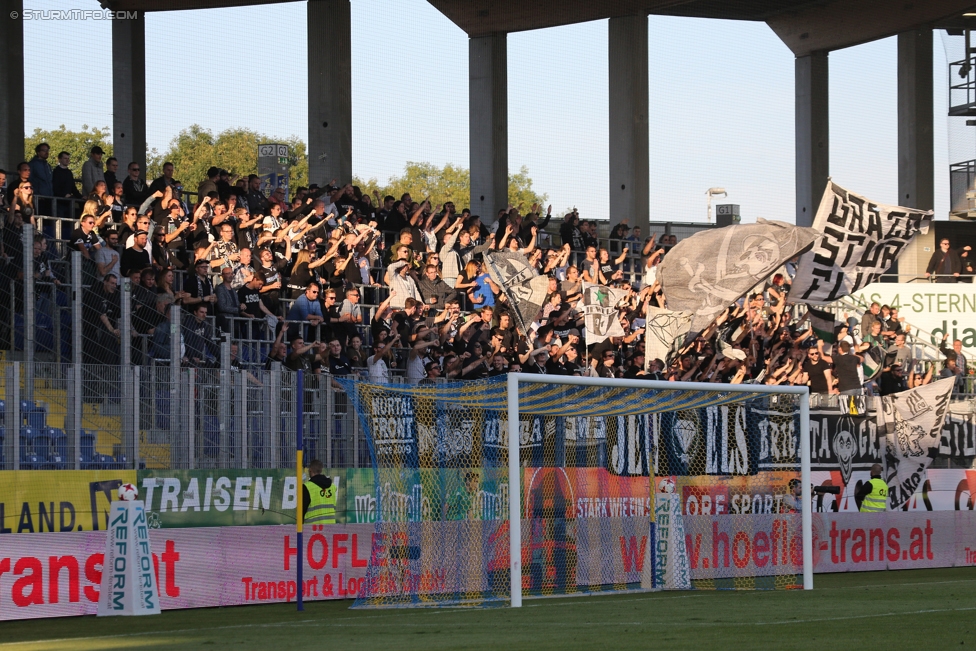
{"left": 136, "top": 468, "right": 509, "bottom": 527}
{"left": 137, "top": 469, "right": 350, "bottom": 528}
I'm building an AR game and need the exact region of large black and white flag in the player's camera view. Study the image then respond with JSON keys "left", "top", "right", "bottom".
{"left": 581, "top": 283, "right": 627, "bottom": 343}
{"left": 483, "top": 250, "right": 549, "bottom": 334}
{"left": 792, "top": 181, "right": 933, "bottom": 304}
{"left": 876, "top": 377, "right": 954, "bottom": 510}
{"left": 643, "top": 306, "right": 692, "bottom": 367}
{"left": 657, "top": 219, "right": 819, "bottom": 334}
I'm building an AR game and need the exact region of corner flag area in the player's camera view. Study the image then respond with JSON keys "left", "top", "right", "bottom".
{"left": 2, "top": 567, "right": 974, "bottom": 651}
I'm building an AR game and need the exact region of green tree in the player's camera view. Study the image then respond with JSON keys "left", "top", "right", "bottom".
{"left": 353, "top": 161, "right": 547, "bottom": 217}
{"left": 147, "top": 125, "right": 309, "bottom": 192}
{"left": 508, "top": 165, "right": 547, "bottom": 213}
{"left": 24, "top": 125, "right": 113, "bottom": 180}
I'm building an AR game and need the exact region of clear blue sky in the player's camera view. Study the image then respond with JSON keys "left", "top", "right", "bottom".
{"left": 22, "top": 0, "right": 954, "bottom": 223}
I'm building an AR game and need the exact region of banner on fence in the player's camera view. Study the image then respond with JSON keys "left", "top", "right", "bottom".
{"left": 0, "top": 470, "right": 136, "bottom": 534}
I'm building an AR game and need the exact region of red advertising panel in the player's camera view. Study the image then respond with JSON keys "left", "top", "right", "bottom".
{"left": 0, "top": 524, "right": 373, "bottom": 621}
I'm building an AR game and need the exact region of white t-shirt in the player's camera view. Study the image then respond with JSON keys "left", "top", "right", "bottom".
{"left": 407, "top": 355, "right": 426, "bottom": 384}
{"left": 368, "top": 355, "right": 389, "bottom": 383}
{"left": 94, "top": 245, "right": 121, "bottom": 281}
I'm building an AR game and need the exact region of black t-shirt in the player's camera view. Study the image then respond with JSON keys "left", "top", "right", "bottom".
{"left": 803, "top": 358, "right": 831, "bottom": 394}
{"left": 833, "top": 353, "right": 861, "bottom": 392}
{"left": 622, "top": 365, "right": 645, "bottom": 379}
{"left": 563, "top": 360, "right": 582, "bottom": 376}
{"left": 545, "top": 357, "right": 567, "bottom": 375}
{"left": 120, "top": 247, "right": 151, "bottom": 277}
{"left": 329, "top": 355, "right": 352, "bottom": 376}
{"left": 238, "top": 285, "right": 264, "bottom": 318}
{"left": 71, "top": 228, "right": 99, "bottom": 255}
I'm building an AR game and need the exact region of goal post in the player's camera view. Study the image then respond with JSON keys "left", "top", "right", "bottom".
{"left": 505, "top": 373, "right": 812, "bottom": 606}
{"left": 340, "top": 373, "right": 811, "bottom": 609}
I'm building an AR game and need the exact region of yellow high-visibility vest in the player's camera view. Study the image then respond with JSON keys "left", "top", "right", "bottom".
{"left": 304, "top": 479, "right": 337, "bottom": 524}
{"left": 860, "top": 478, "right": 888, "bottom": 512}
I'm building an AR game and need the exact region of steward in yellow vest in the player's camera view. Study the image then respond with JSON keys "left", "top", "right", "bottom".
{"left": 302, "top": 459, "right": 337, "bottom": 524}
{"left": 856, "top": 463, "right": 888, "bottom": 512}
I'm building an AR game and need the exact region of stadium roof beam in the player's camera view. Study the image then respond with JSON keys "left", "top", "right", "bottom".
{"left": 766, "top": 0, "right": 976, "bottom": 57}
{"left": 100, "top": 0, "right": 294, "bottom": 11}
{"left": 78, "top": 0, "right": 966, "bottom": 231}
{"left": 98, "top": 0, "right": 976, "bottom": 53}
{"left": 425, "top": 0, "right": 976, "bottom": 51}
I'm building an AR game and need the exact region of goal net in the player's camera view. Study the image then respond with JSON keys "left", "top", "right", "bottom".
{"left": 338, "top": 374, "right": 810, "bottom": 608}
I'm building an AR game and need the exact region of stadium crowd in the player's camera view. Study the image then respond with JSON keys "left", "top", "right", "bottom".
{"left": 0, "top": 143, "right": 972, "bottom": 397}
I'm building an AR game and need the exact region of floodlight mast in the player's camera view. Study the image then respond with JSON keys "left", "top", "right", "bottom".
{"left": 706, "top": 187, "right": 727, "bottom": 222}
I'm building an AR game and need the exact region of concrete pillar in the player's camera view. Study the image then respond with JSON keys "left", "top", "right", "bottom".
{"left": 308, "top": 0, "right": 352, "bottom": 186}
{"left": 898, "top": 29, "right": 934, "bottom": 210}
{"left": 896, "top": 29, "right": 934, "bottom": 281}
{"left": 112, "top": 12, "right": 147, "bottom": 175}
{"left": 608, "top": 16, "right": 649, "bottom": 234}
{"left": 795, "top": 51, "right": 829, "bottom": 228}
{"left": 469, "top": 34, "right": 508, "bottom": 223}
{"left": 0, "top": 0, "right": 25, "bottom": 172}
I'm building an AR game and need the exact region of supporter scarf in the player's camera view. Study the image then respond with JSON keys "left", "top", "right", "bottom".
{"left": 792, "top": 181, "right": 933, "bottom": 304}
{"left": 483, "top": 250, "right": 549, "bottom": 334}
{"left": 861, "top": 345, "right": 886, "bottom": 382}
{"left": 876, "top": 377, "right": 954, "bottom": 510}
{"left": 657, "top": 219, "right": 819, "bottom": 334}
{"left": 581, "top": 283, "right": 627, "bottom": 344}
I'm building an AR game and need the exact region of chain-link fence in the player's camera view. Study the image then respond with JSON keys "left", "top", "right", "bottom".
{"left": 0, "top": 358, "right": 367, "bottom": 471}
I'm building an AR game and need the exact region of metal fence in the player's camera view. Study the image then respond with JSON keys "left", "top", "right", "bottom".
{"left": 0, "top": 358, "right": 368, "bottom": 471}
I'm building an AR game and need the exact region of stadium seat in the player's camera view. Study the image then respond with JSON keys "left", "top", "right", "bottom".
{"left": 20, "top": 401, "right": 47, "bottom": 430}
{"left": 19, "top": 427, "right": 42, "bottom": 469}
{"left": 45, "top": 428, "right": 67, "bottom": 458}
{"left": 97, "top": 453, "right": 117, "bottom": 469}
{"left": 78, "top": 430, "right": 97, "bottom": 467}
{"left": 0, "top": 427, "right": 4, "bottom": 465}
{"left": 31, "top": 428, "right": 51, "bottom": 460}
{"left": 34, "top": 428, "right": 68, "bottom": 468}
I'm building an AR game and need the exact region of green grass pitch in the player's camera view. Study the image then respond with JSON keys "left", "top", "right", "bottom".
{"left": 2, "top": 567, "right": 975, "bottom": 650}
